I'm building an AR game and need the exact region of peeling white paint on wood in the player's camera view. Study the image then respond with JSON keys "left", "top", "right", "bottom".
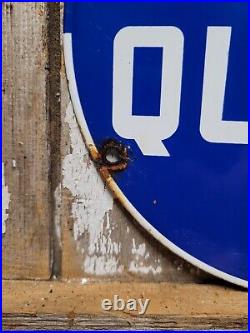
{"left": 129, "top": 238, "right": 162, "bottom": 275}
{"left": 62, "top": 103, "right": 124, "bottom": 275}
{"left": 62, "top": 103, "right": 163, "bottom": 276}
{"left": 2, "top": 163, "right": 11, "bottom": 234}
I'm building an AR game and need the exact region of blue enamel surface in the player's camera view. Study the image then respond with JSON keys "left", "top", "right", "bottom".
{"left": 64, "top": 2, "right": 248, "bottom": 281}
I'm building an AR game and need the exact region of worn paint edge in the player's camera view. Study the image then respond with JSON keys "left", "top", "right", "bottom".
{"left": 2, "top": 162, "right": 11, "bottom": 235}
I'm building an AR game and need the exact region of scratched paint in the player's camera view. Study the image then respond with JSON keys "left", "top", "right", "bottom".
{"left": 2, "top": 163, "right": 11, "bottom": 234}
{"left": 62, "top": 102, "right": 162, "bottom": 276}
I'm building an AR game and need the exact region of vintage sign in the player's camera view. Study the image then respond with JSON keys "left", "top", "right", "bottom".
{"left": 64, "top": 3, "right": 248, "bottom": 287}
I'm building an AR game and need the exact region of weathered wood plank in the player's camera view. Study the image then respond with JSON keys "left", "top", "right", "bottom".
{"left": 2, "top": 2, "right": 51, "bottom": 279}
{"left": 3, "top": 313, "right": 247, "bottom": 331}
{"left": 2, "top": 280, "right": 247, "bottom": 330}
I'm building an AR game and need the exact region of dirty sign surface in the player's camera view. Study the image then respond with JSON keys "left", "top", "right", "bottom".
{"left": 64, "top": 2, "right": 248, "bottom": 287}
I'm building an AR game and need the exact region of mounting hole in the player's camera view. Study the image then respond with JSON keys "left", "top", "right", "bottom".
{"left": 100, "top": 140, "right": 128, "bottom": 168}
{"left": 104, "top": 148, "right": 121, "bottom": 165}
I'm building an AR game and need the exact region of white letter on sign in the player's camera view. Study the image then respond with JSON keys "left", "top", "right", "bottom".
{"left": 113, "top": 26, "right": 184, "bottom": 157}
{"left": 200, "top": 27, "right": 248, "bottom": 144}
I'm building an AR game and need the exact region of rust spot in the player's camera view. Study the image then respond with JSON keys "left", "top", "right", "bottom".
{"left": 100, "top": 139, "right": 128, "bottom": 168}
{"left": 85, "top": 139, "right": 131, "bottom": 203}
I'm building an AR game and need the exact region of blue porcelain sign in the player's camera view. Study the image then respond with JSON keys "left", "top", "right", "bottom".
{"left": 64, "top": 2, "right": 248, "bottom": 287}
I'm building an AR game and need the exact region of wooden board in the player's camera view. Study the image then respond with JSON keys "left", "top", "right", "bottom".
{"left": 2, "top": 2, "right": 52, "bottom": 279}
{"left": 2, "top": 280, "right": 248, "bottom": 330}
{"left": 3, "top": 313, "right": 247, "bottom": 331}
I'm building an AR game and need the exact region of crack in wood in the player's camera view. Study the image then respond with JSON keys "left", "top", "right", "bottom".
{"left": 46, "top": 2, "right": 62, "bottom": 279}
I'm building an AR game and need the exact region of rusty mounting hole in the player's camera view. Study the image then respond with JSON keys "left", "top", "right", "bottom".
{"left": 100, "top": 140, "right": 128, "bottom": 167}
{"left": 104, "top": 148, "right": 121, "bottom": 165}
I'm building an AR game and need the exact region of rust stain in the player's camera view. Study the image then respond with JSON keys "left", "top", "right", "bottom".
{"left": 87, "top": 139, "right": 130, "bottom": 205}
{"left": 90, "top": 139, "right": 128, "bottom": 177}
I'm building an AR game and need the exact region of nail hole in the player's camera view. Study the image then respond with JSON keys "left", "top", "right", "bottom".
{"left": 99, "top": 139, "right": 128, "bottom": 171}
{"left": 104, "top": 148, "right": 121, "bottom": 165}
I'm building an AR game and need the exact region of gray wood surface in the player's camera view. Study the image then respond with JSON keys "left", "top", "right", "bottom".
{"left": 2, "top": 2, "right": 51, "bottom": 279}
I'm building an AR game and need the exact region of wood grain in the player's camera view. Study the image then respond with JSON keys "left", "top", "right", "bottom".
{"left": 46, "top": 2, "right": 62, "bottom": 279}
{"left": 3, "top": 313, "right": 247, "bottom": 331}
{"left": 2, "top": 280, "right": 247, "bottom": 330}
{"left": 2, "top": 2, "right": 51, "bottom": 279}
